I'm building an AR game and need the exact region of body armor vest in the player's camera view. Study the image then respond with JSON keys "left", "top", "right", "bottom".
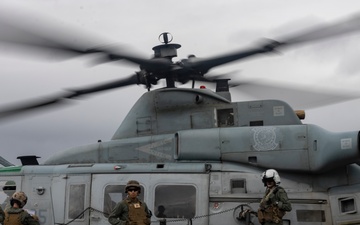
{"left": 126, "top": 200, "right": 149, "bottom": 225}
{"left": 4, "top": 211, "right": 22, "bottom": 225}
{"left": 258, "top": 187, "right": 285, "bottom": 224}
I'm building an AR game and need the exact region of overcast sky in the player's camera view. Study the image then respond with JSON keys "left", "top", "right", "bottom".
{"left": 1, "top": 0, "right": 360, "bottom": 165}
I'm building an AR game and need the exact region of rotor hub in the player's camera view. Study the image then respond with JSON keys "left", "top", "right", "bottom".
{"left": 152, "top": 32, "right": 181, "bottom": 58}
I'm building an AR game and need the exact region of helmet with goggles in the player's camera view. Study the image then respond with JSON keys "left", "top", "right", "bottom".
{"left": 261, "top": 169, "right": 281, "bottom": 186}
{"left": 125, "top": 180, "right": 141, "bottom": 193}
{"left": 10, "top": 191, "right": 28, "bottom": 208}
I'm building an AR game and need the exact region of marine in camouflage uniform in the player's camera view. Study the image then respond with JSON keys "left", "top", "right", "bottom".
{"left": 258, "top": 169, "right": 292, "bottom": 225}
{"left": 108, "top": 180, "right": 152, "bottom": 225}
{"left": 3, "top": 191, "right": 39, "bottom": 225}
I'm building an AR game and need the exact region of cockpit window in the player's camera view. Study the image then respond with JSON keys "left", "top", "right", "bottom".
{"left": 154, "top": 185, "right": 196, "bottom": 218}
{"left": 103, "top": 185, "right": 144, "bottom": 218}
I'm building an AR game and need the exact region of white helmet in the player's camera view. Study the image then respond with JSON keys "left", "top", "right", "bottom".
{"left": 261, "top": 169, "right": 281, "bottom": 186}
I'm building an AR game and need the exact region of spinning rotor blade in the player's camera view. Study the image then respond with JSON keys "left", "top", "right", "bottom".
{"left": 188, "top": 13, "right": 360, "bottom": 74}
{"left": 65, "top": 73, "right": 140, "bottom": 96}
{"left": 1, "top": 5, "right": 360, "bottom": 86}
{"left": 0, "top": 74, "right": 139, "bottom": 119}
{"left": 0, "top": 8, "right": 170, "bottom": 70}
{"left": 283, "top": 14, "right": 360, "bottom": 45}
{"left": 232, "top": 80, "right": 360, "bottom": 109}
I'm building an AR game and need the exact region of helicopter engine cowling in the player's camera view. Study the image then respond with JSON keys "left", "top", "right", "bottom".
{"left": 175, "top": 124, "right": 360, "bottom": 173}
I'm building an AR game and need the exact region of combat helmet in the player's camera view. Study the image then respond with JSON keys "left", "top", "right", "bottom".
{"left": 261, "top": 169, "right": 281, "bottom": 186}
{"left": 10, "top": 191, "right": 28, "bottom": 208}
{"left": 125, "top": 180, "right": 141, "bottom": 193}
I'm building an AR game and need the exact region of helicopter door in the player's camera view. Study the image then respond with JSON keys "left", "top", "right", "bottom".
{"left": 90, "top": 173, "right": 209, "bottom": 225}
{"left": 64, "top": 175, "right": 91, "bottom": 225}
{"left": 21, "top": 175, "right": 53, "bottom": 225}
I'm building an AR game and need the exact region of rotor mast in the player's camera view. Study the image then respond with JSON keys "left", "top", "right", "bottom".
{"left": 152, "top": 32, "right": 181, "bottom": 88}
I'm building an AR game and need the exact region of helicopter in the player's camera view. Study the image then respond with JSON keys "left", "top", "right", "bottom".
{"left": 1, "top": 3, "right": 360, "bottom": 225}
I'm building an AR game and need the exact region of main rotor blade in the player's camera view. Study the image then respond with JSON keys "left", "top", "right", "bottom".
{"left": 282, "top": 14, "right": 360, "bottom": 45}
{"left": 0, "top": 12, "right": 102, "bottom": 59}
{"left": 188, "top": 44, "right": 278, "bottom": 74}
{"left": 189, "top": 13, "right": 360, "bottom": 73}
{"left": 65, "top": 73, "right": 140, "bottom": 97}
{"left": 232, "top": 80, "right": 360, "bottom": 109}
{"left": 0, "top": 7, "right": 167, "bottom": 69}
{"left": 0, "top": 74, "right": 139, "bottom": 119}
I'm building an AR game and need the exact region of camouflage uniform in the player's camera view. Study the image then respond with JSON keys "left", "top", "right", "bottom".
{"left": 4, "top": 208, "right": 39, "bottom": 225}
{"left": 258, "top": 186, "right": 292, "bottom": 225}
{"left": 3, "top": 191, "right": 39, "bottom": 225}
{"left": 108, "top": 197, "right": 151, "bottom": 225}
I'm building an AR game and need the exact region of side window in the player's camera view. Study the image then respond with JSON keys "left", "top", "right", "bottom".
{"left": 103, "top": 185, "right": 144, "bottom": 217}
{"left": 0, "top": 180, "right": 16, "bottom": 210}
{"left": 217, "top": 108, "right": 234, "bottom": 127}
{"left": 154, "top": 185, "right": 196, "bottom": 219}
{"left": 339, "top": 197, "right": 357, "bottom": 214}
{"left": 230, "top": 179, "right": 246, "bottom": 193}
{"left": 68, "top": 184, "right": 85, "bottom": 219}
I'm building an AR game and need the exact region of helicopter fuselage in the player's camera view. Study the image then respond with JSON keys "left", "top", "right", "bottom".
{"left": 1, "top": 87, "right": 360, "bottom": 225}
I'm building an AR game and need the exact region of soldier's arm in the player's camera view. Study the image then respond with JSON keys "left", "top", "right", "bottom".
{"left": 21, "top": 211, "right": 40, "bottom": 225}
{"left": 144, "top": 203, "right": 152, "bottom": 218}
{"left": 277, "top": 189, "right": 292, "bottom": 211}
{"left": 108, "top": 202, "right": 127, "bottom": 225}
{"left": 141, "top": 202, "right": 152, "bottom": 225}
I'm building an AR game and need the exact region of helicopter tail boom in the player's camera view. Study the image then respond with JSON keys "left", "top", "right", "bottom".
{"left": 175, "top": 125, "right": 360, "bottom": 173}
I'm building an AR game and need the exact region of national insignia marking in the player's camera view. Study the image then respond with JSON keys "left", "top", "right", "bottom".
{"left": 252, "top": 127, "right": 278, "bottom": 151}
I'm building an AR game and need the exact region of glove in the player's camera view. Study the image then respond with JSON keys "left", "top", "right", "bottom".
{"left": 239, "top": 209, "right": 250, "bottom": 219}
{"left": 32, "top": 215, "right": 39, "bottom": 221}
{"left": 275, "top": 201, "right": 283, "bottom": 208}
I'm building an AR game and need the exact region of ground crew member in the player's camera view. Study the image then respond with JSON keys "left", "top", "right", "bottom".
{"left": 108, "top": 180, "right": 152, "bottom": 225}
{"left": 3, "top": 191, "right": 39, "bottom": 225}
{"left": 257, "top": 169, "right": 292, "bottom": 225}
{"left": 156, "top": 205, "right": 166, "bottom": 218}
